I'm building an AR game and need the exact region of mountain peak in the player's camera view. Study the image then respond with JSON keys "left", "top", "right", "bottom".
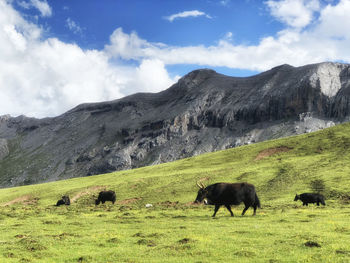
{"left": 180, "top": 68, "right": 217, "bottom": 83}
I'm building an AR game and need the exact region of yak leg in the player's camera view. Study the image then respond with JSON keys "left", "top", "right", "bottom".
{"left": 212, "top": 205, "right": 221, "bottom": 217}
{"left": 317, "top": 202, "right": 320, "bottom": 206}
{"left": 224, "top": 205, "right": 234, "bottom": 217}
{"left": 242, "top": 205, "right": 250, "bottom": 216}
{"left": 253, "top": 205, "right": 257, "bottom": 216}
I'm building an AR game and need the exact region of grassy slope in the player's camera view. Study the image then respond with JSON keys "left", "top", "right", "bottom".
{"left": 0, "top": 123, "right": 350, "bottom": 262}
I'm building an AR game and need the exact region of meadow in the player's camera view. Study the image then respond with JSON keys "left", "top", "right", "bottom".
{"left": 1, "top": 122, "right": 350, "bottom": 262}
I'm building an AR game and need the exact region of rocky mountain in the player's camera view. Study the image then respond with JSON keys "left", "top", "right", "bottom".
{"left": 1, "top": 62, "right": 350, "bottom": 187}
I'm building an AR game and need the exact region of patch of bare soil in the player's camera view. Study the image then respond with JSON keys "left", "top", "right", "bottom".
{"left": 255, "top": 146, "right": 292, "bottom": 161}
{"left": 117, "top": 197, "right": 142, "bottom": 205}
{"left": 184, "top": 200, "right": 202, "bottom": 206}
{"left": 1, "top": 195, "right": 38, "bottom": 206}
{"left": 70, "top": 186, "right": 106, "bottom": 203}
{"left": 158, "top": 201, "right": 179, "bottom": 207}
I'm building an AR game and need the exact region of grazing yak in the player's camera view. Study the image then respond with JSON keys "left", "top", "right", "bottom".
{"left": 195, "top": 182, "right": 261, "bottom": 217}
{"left": 95, "top": 190, "right": 116, "bottom": 205}
{"left": 56, "top": 195, "right": 70, "bottom": 206}
{"left": 294, "top": 193, "right": 326, "bottom": 206}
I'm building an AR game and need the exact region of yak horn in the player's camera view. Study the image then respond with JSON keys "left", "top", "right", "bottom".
{"left": 196, "top": 181, "right": 204, "bottom": 189}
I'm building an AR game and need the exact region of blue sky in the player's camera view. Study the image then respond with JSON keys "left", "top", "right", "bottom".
{"left": 0, "top": 0, "right": 348, "bottom": 117}
{"left": 18, "top": 0, "right": 278, "bottom": 76}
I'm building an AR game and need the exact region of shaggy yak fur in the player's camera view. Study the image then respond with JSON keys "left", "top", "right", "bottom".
{"left": 56, "top": 195, "right": 70, "bottom": 206}
{"left": 95, "top": 190, "right": 116, "bottom": 205}
{"left": 195, "top": 182, "right": 261, "bottom": 217}
{"left": 294, "top": 193, "right": 326, "bottom": 206}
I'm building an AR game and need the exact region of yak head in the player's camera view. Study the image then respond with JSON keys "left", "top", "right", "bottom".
{"left": 194, "top": 182, "right": 208, "bottom": 203}
{"left": 294, "top": 194, "right": 300, "bottom": 201}
{"left": 95, "top": 199, "right": 100, "bottom": 205}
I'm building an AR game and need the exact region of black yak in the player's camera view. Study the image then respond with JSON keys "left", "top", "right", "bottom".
{"left": 294, "top": 193, "right": 325, "bottom": 206}
{"left": 95, "top": 190, "right": 116, "bottom": 205}
{"left": 56, "top": 195, "right": 70, "bottom": 206}
{"left": 195, "top": 182, "right": 261, "bottom": 217}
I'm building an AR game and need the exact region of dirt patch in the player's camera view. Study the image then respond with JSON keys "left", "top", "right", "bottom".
{"left": 117, "top": 197, "right": 142, "bottom": 205}
{"left": 70, "top": 186, "right": 106, "bottom": 203}
{"left": 184, "top": 201, "right": 198, "bottom": 206}
{"left": 1, "top": 195, "right": 38, "bottom": 207}
{"left": 255, "top": 146, "right": 292, "bottom": 161}
{"left": 158, "top": 201, "right": 179, "bottom": 207}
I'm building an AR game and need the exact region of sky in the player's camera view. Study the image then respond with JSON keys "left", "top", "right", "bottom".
{"left": 0, "top": 0, "right": 349, "bottom": 118}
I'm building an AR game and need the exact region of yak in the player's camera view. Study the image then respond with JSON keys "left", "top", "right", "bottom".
{"left": 294, "top": 193, "right": 326, "bottom": 206}
{"left": 194, "top": 182, "right": 261, "bottom": 217}
{"left": 56, "top": 195, "right": 70, "bottom": 206}
{"left": 95, "top": 190, "right": 116, "bottom": 205}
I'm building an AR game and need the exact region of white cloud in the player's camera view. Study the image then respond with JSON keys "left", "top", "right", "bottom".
{"left": 66, "top": 18, "right": 83, "bottom": 35}
{"left": 130, "top": 59, "right": 180, "bottom": 93}
{"left": 105, "top": 0, "right": 350, "bottom": 71}
{"left": 224, "top": 32, "right": 233, "bottom": 41}
{"left": 165, "top": 10, "right": 212, "bottom": 22}
{"left": 315, "top": 0, "right": 350, "bottom": 39}
{"left": 0, "top": 0, "right": 177, "bottom": 117}
{"left": 265, "top": 0, "right": 320, "bottom": 28}
{"left": 30, "top": 0, "right": 52, "bottom": 17}
{"left": 17, "top": 1, "right": 31, "bottom": 9}
{"left": 2, "top": 0, "right": 350, "bottom": 118}
{"left": 18, "top": 0, "right": 52, "bottom": 17}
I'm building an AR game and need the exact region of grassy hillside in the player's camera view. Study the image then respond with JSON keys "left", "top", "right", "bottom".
{"left": 1, "top": 122, "right": 350, "bottom": 262}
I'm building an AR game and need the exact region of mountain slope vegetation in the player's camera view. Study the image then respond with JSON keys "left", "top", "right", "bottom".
{"left": 0, "top": 123, "right": 350, "bottom": 262}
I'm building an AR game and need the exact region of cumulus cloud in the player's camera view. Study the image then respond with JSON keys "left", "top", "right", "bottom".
{"left": 18, "top": 0, "right": 52, "bottom": 17}
{"left": 31, "top": 0, "right": 52, "bottom": 17}
{"left": 265, "top": 0, "right": 320, "bottom": 28}
{"left": 0, "top": 0, "right": 177, "bottom": 117}
{"left": 105, "top": 0, "right": 350, "bottom": 71}
{"left": 129, "top": 59, "right": 179, "bottom": 93}
{"left": 164, "top": 10, "right": 212, "bottom": 22}
{"left": 315, "top": 0, "right": 350, "bottom": 39}
{"left": 2, "top": 0, "right": 350, "bottom": 118}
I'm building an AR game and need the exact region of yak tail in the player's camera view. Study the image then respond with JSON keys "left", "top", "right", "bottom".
{"left": 254, "top": 193, "right": 261, "bottom": 208}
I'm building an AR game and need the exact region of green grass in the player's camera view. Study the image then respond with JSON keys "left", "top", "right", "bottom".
{"left": 1, "top": 122, "right": 350, "bottom": 262}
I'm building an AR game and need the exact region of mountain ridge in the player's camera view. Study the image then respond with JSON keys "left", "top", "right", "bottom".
{"left": 1, "top": 61, "right": 350, "bottom": 187}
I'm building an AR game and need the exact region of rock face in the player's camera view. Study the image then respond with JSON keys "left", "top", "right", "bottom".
{"left": 0, "top": 139, "right": 9, "bottom": 161}
{"left": 1, "top": 62, "right": 350, "bottom": 187}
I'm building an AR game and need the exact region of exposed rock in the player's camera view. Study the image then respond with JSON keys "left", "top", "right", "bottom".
{"left": 2, "top": 62, "right": 350, "bottom": 187}
{"left": 0, "top": 139, "right": 9, "bottom": 160}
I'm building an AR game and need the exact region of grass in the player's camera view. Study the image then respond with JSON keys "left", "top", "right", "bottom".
{"left": 1, "top": 122, "right": 350, "bottom": 262}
